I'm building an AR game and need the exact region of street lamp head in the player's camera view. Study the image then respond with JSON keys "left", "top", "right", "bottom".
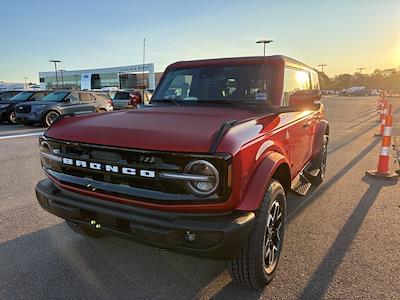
{"left": 256, "top": 39, "right": 274, "bottom": 44}
{"left": 49, "top": 60, "right": 61, "bottom": 63}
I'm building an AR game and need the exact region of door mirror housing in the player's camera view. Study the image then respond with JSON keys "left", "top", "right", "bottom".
{"left": 65, "top": 96, "right": 78, "bottom": 103}
{"left": 289, "top": 90, "right": 321, "bottom": 110}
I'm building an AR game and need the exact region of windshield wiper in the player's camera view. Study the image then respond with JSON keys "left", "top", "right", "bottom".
{"left": 195, "top": 99, "right": 236, "bottom": 105}
{"left": 151, "top": 99, "right": 181, "bottom": 106}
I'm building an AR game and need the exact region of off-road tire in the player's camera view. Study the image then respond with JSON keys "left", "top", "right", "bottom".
{"left": 66, "top": 220, "right": 106, "bottom": 238}
{"left": 228, "top": 180, "right": 286, "bottom": 289}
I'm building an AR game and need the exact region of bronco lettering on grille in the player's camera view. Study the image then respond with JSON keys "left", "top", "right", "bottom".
{"left": 62, "top": 158, "right": 155, "bottom": 178}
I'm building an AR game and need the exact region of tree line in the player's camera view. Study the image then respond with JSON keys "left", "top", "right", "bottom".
{"left": 318, "top": 68, "right": 400, "bottom": 93}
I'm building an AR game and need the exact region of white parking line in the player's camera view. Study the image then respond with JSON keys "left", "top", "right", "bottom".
{"left": 0, "top": 132, "right": 45, "bottom": 140}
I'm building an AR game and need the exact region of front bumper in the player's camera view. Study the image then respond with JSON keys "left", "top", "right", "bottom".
{"left": 36, "top": 179, "right": 255, "bottom": 259}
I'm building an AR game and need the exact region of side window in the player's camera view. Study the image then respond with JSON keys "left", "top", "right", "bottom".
{"left": 67, "top": 93, "right": 79, "bottom": 103}
{"left": 32, "top": 92, "right": 45, "bottom": 100}
{"left": 79, "top": 93, "right": 92, "bottom": 102}
{"left": 282, "top": 68, "right": 311, "bottom": 106}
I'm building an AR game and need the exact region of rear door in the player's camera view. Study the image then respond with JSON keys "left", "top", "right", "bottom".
{"left": 78, "top": 92, "right": 97, "bottom": 113}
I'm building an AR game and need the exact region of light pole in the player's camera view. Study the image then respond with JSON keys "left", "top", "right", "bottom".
{"left": 60, "top": 69, "right": 65, "bottom": 88}
{"left": 23, "top": 76, "right": 28, "bottom": 90}
{"left": 142, "top": 38, "right": 146, "bottom": 97}
{"left": 356, "top": 68, "right": 366, "bottom": 86}
{"left": 356, "top": 67, "right": 365, "bottom": 74}
{"left": 318, "top": 64, "right": 327, "bottom": 73}
{"left": 256, "top": 39, "right": 274, "bottom": 56}
{"left": 49, "top": 59, "right": 61, "bottom": 88}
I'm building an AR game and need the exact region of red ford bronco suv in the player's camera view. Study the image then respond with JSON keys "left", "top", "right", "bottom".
{"left": 36, "top": 55, "right": 329, "bottom": 289}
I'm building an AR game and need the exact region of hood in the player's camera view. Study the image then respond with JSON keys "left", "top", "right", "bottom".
{"left": 45, "top": 106, "right": 259, "bottom": 153}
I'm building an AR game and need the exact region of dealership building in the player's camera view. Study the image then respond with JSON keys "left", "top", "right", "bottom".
{"left": 39, "top": 63, "right": 163, "bottom": 90}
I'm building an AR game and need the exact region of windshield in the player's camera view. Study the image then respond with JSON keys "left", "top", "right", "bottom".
{"left": 40, "top": 92, "right": 68, "bottom": 102}
{"left": 9, "top": 92, "right": 34, "bottom": 101}
{"left": 152, "top": 64, "right": 274, "bottom": 105}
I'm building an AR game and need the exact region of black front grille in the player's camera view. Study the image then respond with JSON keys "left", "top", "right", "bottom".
{"left": 16, "top": 105, "right": 31, "bottom": 113}
{"left": 41, "top": 137, "right": 232, "bottom": 204}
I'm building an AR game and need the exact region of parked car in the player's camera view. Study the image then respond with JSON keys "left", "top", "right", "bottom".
{"left": 0, "top": 90, "right": 21, "bottom": 101}
{"left": 110, "top": 90, "right": 153, "bottom": 110}
{"left": 15, "top": 91, "right": 113, "bottom": 126}
{"left": 0, "top": 91, "right": 48, "bottom": 124}
{"left": 35, "top": 55, "right": 329, "bottom": 289}
{"left": 339, "top": 86, "right": 374, "bottom": 96}
{"left": 109, "top": 91, "right": 131, "bottom": 110}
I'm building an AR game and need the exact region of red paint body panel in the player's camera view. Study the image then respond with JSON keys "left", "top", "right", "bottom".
{"left": 45, "top": 106, "right": 257, "bottom": 153}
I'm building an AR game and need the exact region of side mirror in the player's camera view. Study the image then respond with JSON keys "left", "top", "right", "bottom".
{"left": 289, "top": 90, "right": 321, "bottom": 110}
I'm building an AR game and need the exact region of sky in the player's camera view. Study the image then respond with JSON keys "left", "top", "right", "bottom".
{"left": 0, "top": 0, "right": 399, "bottom": 83}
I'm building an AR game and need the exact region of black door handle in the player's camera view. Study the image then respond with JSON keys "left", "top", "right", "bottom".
{"left": 303, "top": 122, "right": 310, "bottom": 128}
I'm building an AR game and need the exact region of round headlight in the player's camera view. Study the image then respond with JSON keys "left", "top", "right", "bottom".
{"left": 40, "top": 141, "right": 52, "bottom": 154}
{"left": 184, "top": 160, "right": 219, "bottom": 196}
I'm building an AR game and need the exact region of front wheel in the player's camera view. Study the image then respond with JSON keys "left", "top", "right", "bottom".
{"left": 228, "top": 180, "right": 286, "bottom": 289}
{"left": 44, "top": 111, "right": 60, "bottom": 127}
{"left": 8, "top": 111, "right": 17, "bottom": 124}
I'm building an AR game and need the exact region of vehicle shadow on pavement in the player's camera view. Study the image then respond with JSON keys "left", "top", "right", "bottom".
{"left": 0, "top": 222, "right": 231, "bottom": 299}
{"left": 347, "top": 113, "right": 382, "bottom": 130}
{"left": 355, "top": 107, "right": 380, "bottom": 119}
{"left": 298, "top": 176, "right": 397, "bottom": 300}
{"left": 287, "top": 137, "right": 381, "bottom": 219}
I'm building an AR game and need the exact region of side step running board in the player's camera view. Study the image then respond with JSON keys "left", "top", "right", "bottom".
{"left": 291, "top": 174, "right": 312, "bottom": 196}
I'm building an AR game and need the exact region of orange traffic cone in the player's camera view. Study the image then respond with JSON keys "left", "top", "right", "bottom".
{"left": 367, "top": 104, "right": 399, "bottom": 178}
{"left": 377, "top": 92, "right": 383, "bottom": 110}
{"left": 375, "top": 100, "right": 388, "bottom": 137}
{"left": 381, "top": 99, "right": 388, "bottom": 120}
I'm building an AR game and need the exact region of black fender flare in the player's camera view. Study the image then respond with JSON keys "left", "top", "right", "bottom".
{"left": 237, "top": 151, "right": 291, "bottom": 211}
{"left": 312, "top": 120, "right": 329, "bottom": 157}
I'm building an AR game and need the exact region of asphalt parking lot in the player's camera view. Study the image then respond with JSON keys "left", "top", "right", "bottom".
{"left": 0, "top": 96, "right": 399, "bottom": 299}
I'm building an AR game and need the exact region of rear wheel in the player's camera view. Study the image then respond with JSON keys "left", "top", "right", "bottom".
{"left": 66, "top": 220, "right": 106, "bottom": 238}
{"left": 228, "top": 180, "right": 286, "bottom": 289}
{"left": 44, "top": 111, "right": 60, "bottom": 126}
